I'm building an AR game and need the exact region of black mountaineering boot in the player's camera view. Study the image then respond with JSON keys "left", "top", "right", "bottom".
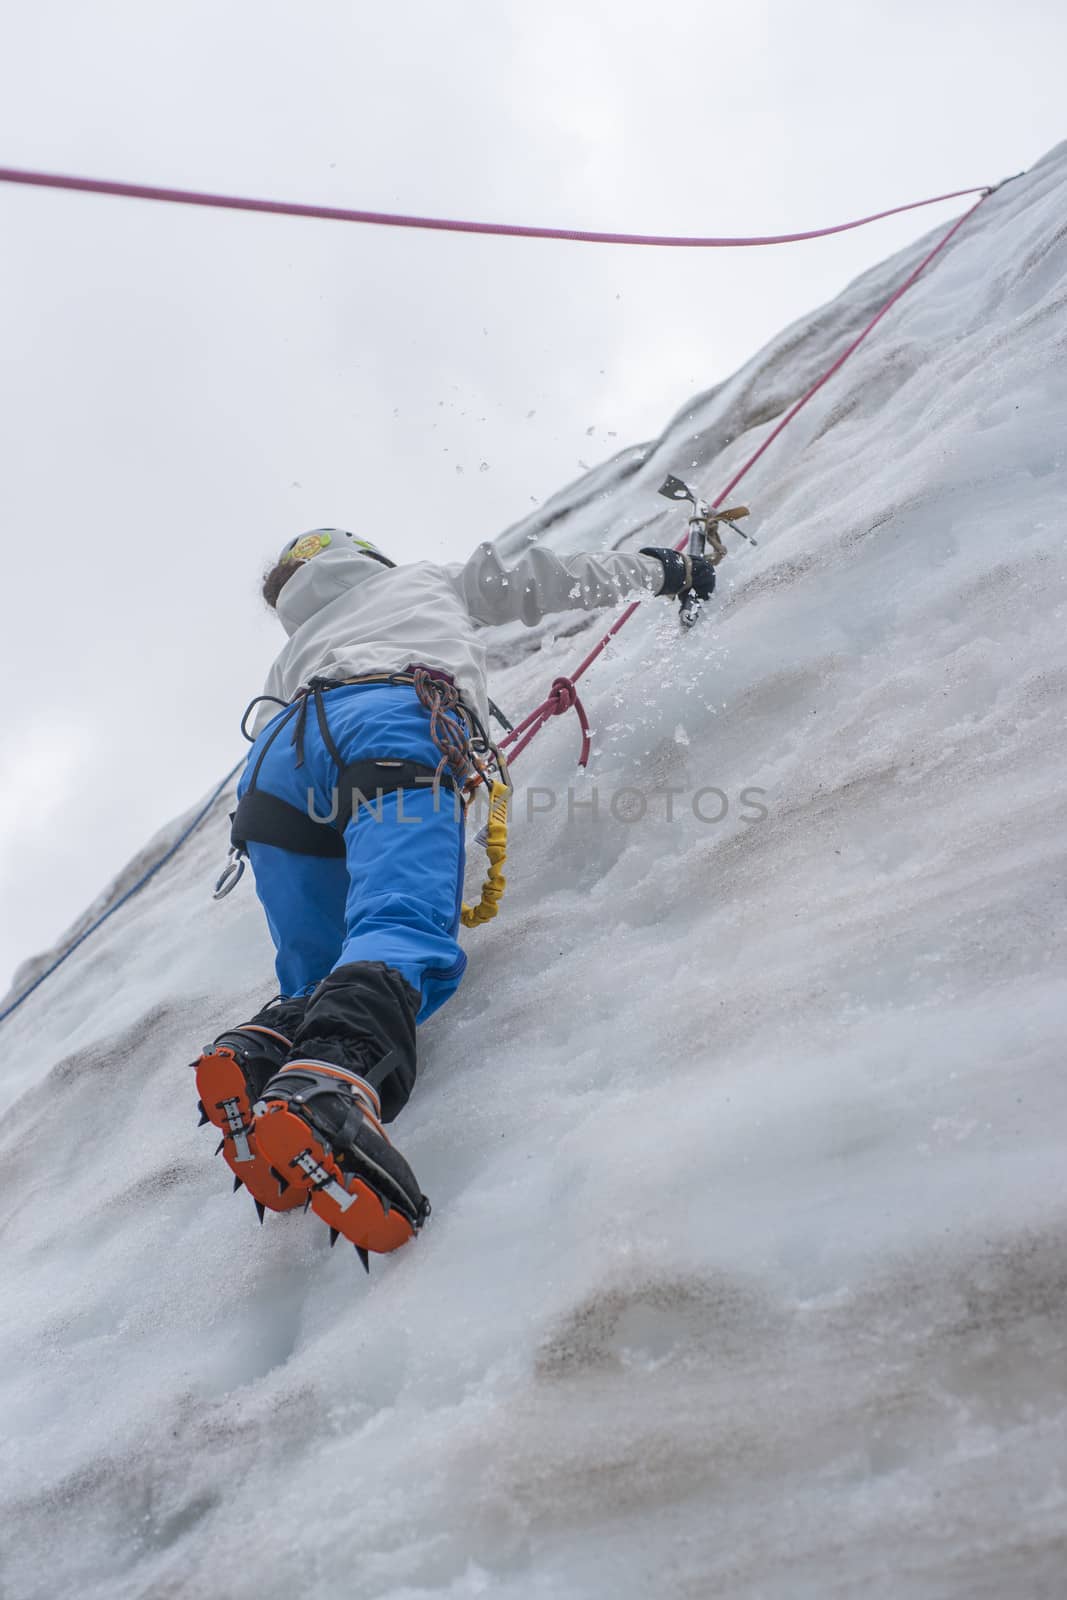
{"left": 251, "top": 963, "right": 430, "bottom": 1264}
{"left": 193, "top": 996, "right": 310, "bottom": 1217}
{"left": 253, "top": 1063, "right": 428, "bottom": 1263}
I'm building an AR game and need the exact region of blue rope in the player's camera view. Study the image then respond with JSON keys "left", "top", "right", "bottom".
{"left": 0, "top": 759, "right": 245, "bottom": 1028}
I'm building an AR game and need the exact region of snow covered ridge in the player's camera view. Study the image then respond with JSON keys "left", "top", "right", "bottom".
{"left": 1, "top": 140, "right": 1066, "bottom": 1599}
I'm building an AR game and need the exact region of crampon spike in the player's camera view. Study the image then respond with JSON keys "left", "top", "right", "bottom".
{"left": 197, "top": 1101, "right": 210, "bottom": 1127}
{"left": 355, "top": 1245, "right": 371, "bottom": 1275}
{"left": 329, "top": 1227, "right": 340, "bottom": 1248}
{"left": 270, "top": 1166, "right": 290, "bottom": 1195}
{"left": 215, "top": 1137, "right": 226, "bottom": 1157}
{"left": 255, "top": 1200, "right": 266, "bottom": 1225}
{"left": 303, "top": 1195, "right": 312, "bottom": 1213}
{"left": 233, "top": 1174, "right": 243, "bottom": 1193}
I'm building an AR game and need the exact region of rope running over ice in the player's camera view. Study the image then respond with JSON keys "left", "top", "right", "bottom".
{"left": 502, "top": 191, "right": 991, "bottom": 769}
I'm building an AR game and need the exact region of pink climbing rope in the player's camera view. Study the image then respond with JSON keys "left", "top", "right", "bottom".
{"left": 0, "top": 159, "right": 994, "bottom": 771}
{"left": 501, "top": 677, "right": 592, "bottom": 767}
{"left": 0, "top": 163, "right": 989, "bottom": 249}
{"left": 502, "top": 190, "right": 991, "bottom": 768}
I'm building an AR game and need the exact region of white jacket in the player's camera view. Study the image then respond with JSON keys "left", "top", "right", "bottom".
{"left": 252, "top": 541, "right": 666, "bottom": 736}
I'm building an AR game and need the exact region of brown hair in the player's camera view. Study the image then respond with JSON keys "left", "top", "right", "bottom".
{"left": 262, "top": 558, "right": 304, "bottom": 610}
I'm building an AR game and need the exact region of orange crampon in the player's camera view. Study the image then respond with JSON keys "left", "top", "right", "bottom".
{"left": 194, "top": 1025, "right": 305, "bottom": 1219}
{"left": 253, "top": 1062, "right": 429, "bottom": 1268}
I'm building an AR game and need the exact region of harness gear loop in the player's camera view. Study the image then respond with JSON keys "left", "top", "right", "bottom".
{"left": 461, "top": 779, "right": 509, "bottom": 928}
{"left": 240, "top": 694, "right": 289, "bottom": 743}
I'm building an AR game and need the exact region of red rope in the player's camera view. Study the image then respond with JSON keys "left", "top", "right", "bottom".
{"left": 0, "top": 159, "right": 992, "bottom": 772}
{"left": 505, "top": 191, "right": 990, "bottom": 768}
{"left": 0, "top": 163, "right": 988, "bottom": 249}
{"left": 500, "top": 677, "right": 591, "bottom": 767}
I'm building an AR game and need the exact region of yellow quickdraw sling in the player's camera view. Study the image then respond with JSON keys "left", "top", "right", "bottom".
{"left": 461, "top": 778, "right": 509, "bottom": 928}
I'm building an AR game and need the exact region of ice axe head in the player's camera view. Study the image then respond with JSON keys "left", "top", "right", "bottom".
{"left": 657, "top": 475, "right": 697, "bottom": 507}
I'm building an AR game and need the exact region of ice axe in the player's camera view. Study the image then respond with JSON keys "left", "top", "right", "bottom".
{"left": 657, "top": 476, "right": 755, "bottom": 628}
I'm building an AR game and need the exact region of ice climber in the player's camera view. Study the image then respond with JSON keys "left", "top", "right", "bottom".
{"left": 194, "top": 526, "right": 716, "bottom": 1263}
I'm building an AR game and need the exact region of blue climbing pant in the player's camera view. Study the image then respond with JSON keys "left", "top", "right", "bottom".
{"left": 237, "top": 684, "right": 467, "bottom": 1021}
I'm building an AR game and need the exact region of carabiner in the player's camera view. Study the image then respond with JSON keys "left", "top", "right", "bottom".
{"left": 213, "top": 847, "right": 246, "bottom": 900}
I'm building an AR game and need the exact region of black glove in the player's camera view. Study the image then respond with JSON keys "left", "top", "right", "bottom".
{"left": 640, "top": 546, "right": 717, "bottom": 601}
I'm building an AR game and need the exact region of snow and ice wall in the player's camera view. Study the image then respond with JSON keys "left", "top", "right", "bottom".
{"left": 1, "top": 144, "right": 1065, "bottom": 1600}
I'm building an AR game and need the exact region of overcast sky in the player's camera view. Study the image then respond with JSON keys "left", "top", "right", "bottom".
{"left": 1, "top": 0, "right": 1064, "bottom": 997}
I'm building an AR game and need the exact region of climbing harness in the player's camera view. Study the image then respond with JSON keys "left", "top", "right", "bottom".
{"left": 218, "top": 668, "right": 513, "bottom": 926}
{"left": 227, "top": 676, "right": 464, "bottom": 862}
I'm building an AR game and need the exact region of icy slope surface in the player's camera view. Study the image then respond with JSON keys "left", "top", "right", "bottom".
{"left": 1, "top": 144, "right": 1066, "bottom": 1600}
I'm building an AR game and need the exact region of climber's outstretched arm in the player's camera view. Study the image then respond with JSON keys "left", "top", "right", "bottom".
{"left": 449, "top": 541, "right": 665, "bottom": 628}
